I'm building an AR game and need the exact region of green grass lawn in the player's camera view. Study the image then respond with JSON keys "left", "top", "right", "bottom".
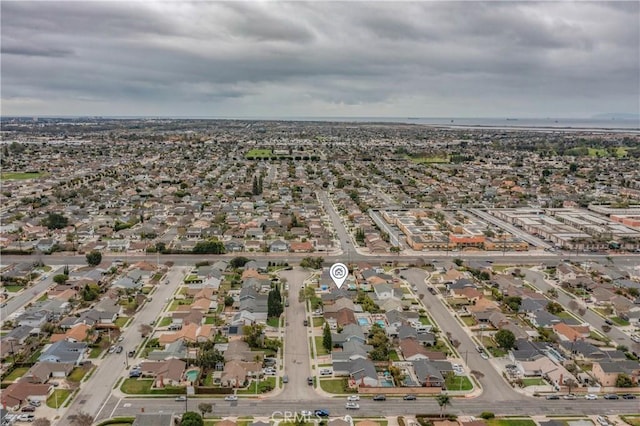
{"left": 314, "top": 336, "right": 328, "bottom": 355}
{"left": 419, "top": 316, "right": 432, "bottom": 325}
{"left": 621, "top": 417, "right": 640, "bottom": 426}
{"left": 389, "top": 350, "right": 400, "bottom": 361}
{"left": 2, "top": 285, "right": 23, "bottom": 292}
{"left": 611, "top": 316, "right": 630, "bottom": 326}
{"left": 1, "top": 172, "right": 45, "bottom": 180}
{"left": 37, "top": 293, "right": 49, "bottom": 302}
{"left": 487, "top": 420, "right": 536, "bottom": 426}
{"left": 68, "top": 367, "right": 88, "bottom": 382}
{"left": 4, "top": 367, "right": 29, "bottom": 382}
{"left": 114, "top": 317, "right": 129, "bottom": 328}
{"left": 237, "top": 376, "right": 276, "bottom": 394}
{"left": 121, "top": 378, "right": 153, "bottom": 394}
{"left": 461, "top": 316, "right": 476, "bottom": 326}
{"left": 26, "top": 349, "right": 42, "bottom": 363}
{"left": 445, "top": 375, "right": 473, "bottom": 391}
{"left": 267, "top": 317, "right": 280, "bottom": 328}
{"left": 521, "top": 378, "right": 546, "bottom": 386}
{"left": 319, "top": 378, "right": 352, "bottom": 394}
{"left": 246, "top": 149, "right": 273, "bottom": 159}
{"left": 158, "top": 317, "right": 172, "bottom": 327}
{"left": 89, "top": 346, "right": 103, "bottom": 358}
{"left": 46, "top": 389, "right": 71, "bottom": 408}
{"left": 313, "top": 317, "right": 325, "bottom": 327}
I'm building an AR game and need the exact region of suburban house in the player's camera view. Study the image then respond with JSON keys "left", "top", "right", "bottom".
{"left": 139, "top": 359, "right": 186, "bottom": 387}
{"left": 1, "top": 381, "right": 52, "bottom": 410}
{"left": 591, "top": 360, "right": 640, "bottom": 387}
{"left": 38, "top": 340, "right": 87, "bottom": 365}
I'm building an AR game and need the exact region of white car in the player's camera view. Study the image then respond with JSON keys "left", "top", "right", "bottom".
{"left": 300, "top": 410, "right": 313, "bottom": 417}
{"left": 18, "top": 414, "right": 35, "bottom": 422}
{"left": 347, "top": 395, "right": 360, "bottom": 401}
{"left": 585, "top": 394, "right": 598, "bottom": 400}
{"left": 345, "top": 402, "right": 360, "bottom": 410}
{"left": 224, "top": 395, "right": 238, "bottom": 401}
{"left": 480, "top": 353, "right": 489, "bottom": 360}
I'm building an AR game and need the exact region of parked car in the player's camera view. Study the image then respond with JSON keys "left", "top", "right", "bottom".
{"left": 108, "top": 346, "right": 116, "bottom": 353}
{"left": 403, "top": 394, "right": 417, "bottom": 400}
{"left": 20, "top": 406, "right": 35, "bottom": 412}
{"left": 224, "top": 395, "right": 238, "bottom": 401}
{"left": 585, "top": 394, "right": 598, "bottom": 400}
{"left": 621, "top": 394, "right": 636, "bottom": 399}
{"left": 319, "top": 368, "right": 333, "bottom": 376}
{"left": 480, "top": 353, "right": 489, "bottom": 360}
{"left": 128, "top": 350, "right": 135, "bottom": 357}
{"left": 373, "top": 394, "right": 386, "bottom": 401}
{"left": 175, "top": 396, "right": 186, "bottom": 401}
{"left": 115, "top": 345, "right": 123, "bottom": 353}
{"left": 314, "top": 409, "right": 329, "bottom": 417}
{"left": 347, "top": 395, "right": 360, "bottom": 401}
{"left": 28, "top": 400, "right": 41, "bottom": 407}
{"left": 283, "top": 375, "right": 289, "bottom": 383}
{"left": 345, "top": 402, "right": 360, "bottom": 410}
{"left": 603, "top": 394, "right": 619, "bottom": 400}
{"left": 300, "top": 410, "right": 313, "bottom": 417}
{"left": 303, "top": 320, "right": 309, "bottom": 326}
{"left": 17, "top": 414, "right": 35, "bottom": 422}
{"left": 545, "top": 395, "right": 560, "bottom": 400}
{"left": 307, "top": 377, "right": 314, "bottom": 386}
{"left": 563, "top": 394, "right": 576, "bottom": 400}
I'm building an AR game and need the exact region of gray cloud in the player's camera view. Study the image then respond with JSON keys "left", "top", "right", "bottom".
{"left": 1, "top": 1, "right": 638, "bottom": 118}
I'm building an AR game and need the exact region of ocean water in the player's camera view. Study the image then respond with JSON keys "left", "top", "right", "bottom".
{"left": 268, "top": 116, "right": 640, "bottom": 131}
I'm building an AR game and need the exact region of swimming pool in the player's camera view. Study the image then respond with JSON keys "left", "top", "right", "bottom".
{"left": 357, "top": 317, "right": 370, "bottom": 326}
{"left": 375, "top": 320, "right": 386, "bottom": 328}
{"left": 185, "top": 369, "right": 199, "bottom": 383}
{"left": 379, "top": 378, "right": 394, "bottom": 387}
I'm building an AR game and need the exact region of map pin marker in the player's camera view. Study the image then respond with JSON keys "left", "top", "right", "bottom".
{"left": 329, "top": 263, "right": 348, "bottom": 289}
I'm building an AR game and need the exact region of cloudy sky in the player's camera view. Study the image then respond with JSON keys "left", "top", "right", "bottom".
{"left": 2, "top": 1, "right": 639, "bottom": 118}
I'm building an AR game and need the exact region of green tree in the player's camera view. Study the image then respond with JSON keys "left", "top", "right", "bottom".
{"left": 53, "top": 274, "right": 69, "bottom": 285}
{"left": 43, "top": 212, "right": 69, "bottom": 230}
{"left": 81, "top": 284, "right": 100, "bottom": 302}
{"left": 300, "top": 257, "right": 323, "bottom": 269}
{"left": 196, "top": 347, "right": 224, "bottom": 370}
{"left": 268, "top": 287, "right": 283, "bottom": 318}
{"left": 322, "top": 322, "right": 332, "bottom": 353}
{"left": 181, "top": 412, "right": 204, "bottom": 426}
{"left": 503, "top": 296, "right": 522, "bottom": 312}
{"left": 368, "top": 323, "right": 390, "bottom": 361}
{"left": 546, "top": 301, "right": 564, "bottom": 315}
{"left": 192, "top": 240, "right": 225, "bottom": 254}
{"left": 615, "top": 373, "right": 633, "bottom": 387}
{"left": 85, "top": 250, "right": 102, "bottom": 266}
{"left": 436, "top": 393, "right": 451, "bottom": 418}
{"left": 243, "top": 324, "right": 265, "bottom": 349}
{"left": 230, "top": 257, "right": 249, "bottom": 268}
{"left": 224, "top": 296, "right": 234, "bottom": 306}
{"left": 198, "top": 403, "right": 213, "bottom": 417}
{"left": 495, "top": 329, "right": 516, "bottom": 350}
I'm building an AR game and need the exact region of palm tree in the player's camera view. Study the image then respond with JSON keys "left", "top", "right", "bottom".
{"left": 436, "top": 393, "right": 451, "bottom": 418}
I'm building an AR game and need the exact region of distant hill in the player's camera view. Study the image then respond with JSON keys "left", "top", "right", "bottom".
{"left": 591, "top": 113, "right": 640, "bottom": 120}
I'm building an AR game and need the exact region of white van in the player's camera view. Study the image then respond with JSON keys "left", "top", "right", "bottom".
{"left": 319, "top": 368, "right": 333, "bottom": 376}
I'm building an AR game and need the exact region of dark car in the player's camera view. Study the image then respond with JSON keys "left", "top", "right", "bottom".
{"left": 21, "top": 406, "right": 36, "bottom": 412}
{"left": 115, "top": 345, "right": 123, "bottom": 354}
{"left": 314, "top": 409, "right": 329, "bottom": 417}
{"left": 307, "top": 377, "right": 314, "bottom": 386}
{"left": 428, "top": 287, "right": 437, "bottom": 295}
{"left": 373, "top": 394, "right": 387, "bottom": 401}
{"left": 621, "top": 394, "right": 636, "bottom": 399}
{"left": 128, "top": 350, "right": 135, "bottom": 357}
{"left": 603, "top": 394, "right": 619, "bottom": 400}
{"left": 403, "top": 394, "right": 417, "bottom": 400}
{"left": 303, "top": 320, "right": 309, "bottom": 327}
{"left": 545, "top": 395, "right": 560, "bottom": 400}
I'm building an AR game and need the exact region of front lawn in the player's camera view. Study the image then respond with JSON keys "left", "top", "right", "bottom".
{"left": 121, "top": 378, "right": 153, "bottom": 394}
{"left": 237, "top": 376, "right": 276, "bottom": 394}
{"left": 522, "top": 378, "right": 546, "bottom": 386}
{"left": 89, "top": 346, "right": 103, "bottom": 358}
{"left": 47, "top": 389, "right": 71, "bottom": 408}
{"left": 611, "top": 316, "right": 630, "bottom": 326}
{"left": 2, "top": 285, "right": 23, "bottom": 292}
{"left": 319, "top": 378, "right": 353, "bottom": 394}
{"left": 4, "top": 367, "right": 29, "bottom": 382}
{"left": 389, "top": 350, "right": 400, "bottom": 361}
{"left": 621, "top": 417, "right": 640, "bottom": 426}
{"left": 267, "top": 317, "right": 280, "bottom": 328}
{"left": 445, "top": 375, "right": 473, "bottom": 391}
{"left": 158, "top": 317, "right": 172, "bottom": 327}
{"left": 314, "top": 336, "right": 328, "bottom": 355}
{"left": 1, "top": 172, "right": 45, "bottom": 180}
{"left": 419, "top": 316, "right": 432, "bottom": 325}
{"left": 68, "top": 367, "right": 88, "bottom": 382}
{"left": 313, "top": 317, "right": 325, "bottom": 327}
{"left": 114, "top": 317, "right": 130, "bottom": 328}
{"left": 461, "top": 316, "right": 476, "bottom": 326}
